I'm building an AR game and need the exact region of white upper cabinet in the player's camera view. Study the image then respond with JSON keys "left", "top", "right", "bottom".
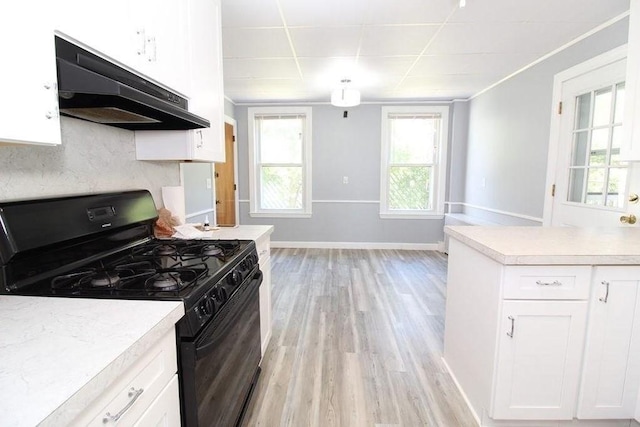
{"left": 622, "top": 0, "right": 640, "bottom": 161}
{"left": 55, "top": 0, "right": 190, "bottom": 96}
{"left": 135, "top": 0, "right": 225, "bottom": 162}
{"left": 0, "top": 3, "right": 61, "bottom": 145}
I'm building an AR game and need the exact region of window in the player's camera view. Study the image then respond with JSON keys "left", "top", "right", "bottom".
{"left": 380, "top": 106, "right": 449, "bottom": 218}
{"left": 567, "top": 82, "right": 627, "bottom": 208}
{"left": 248, "top": 107, "right": 312, "bottom": 217}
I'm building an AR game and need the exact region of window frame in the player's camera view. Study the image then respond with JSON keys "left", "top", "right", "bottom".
{"left": 379, "top": 105, "right": 449, "bottom": 219}
{"left": 247, "top": 106, "right": 312, "bottom": 218}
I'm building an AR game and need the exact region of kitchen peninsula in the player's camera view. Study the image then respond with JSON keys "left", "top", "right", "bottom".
{"left": 444, "top": 226, "right": 640, "bottom": 426}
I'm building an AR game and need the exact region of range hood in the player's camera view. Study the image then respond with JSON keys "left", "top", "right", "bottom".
{"left": 55, "top": 36, "right": 209, "bottom": 131}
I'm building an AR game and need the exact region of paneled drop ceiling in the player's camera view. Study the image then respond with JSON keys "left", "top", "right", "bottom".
{"left": 221, "top": 0, "right": 630, "bottom": 103}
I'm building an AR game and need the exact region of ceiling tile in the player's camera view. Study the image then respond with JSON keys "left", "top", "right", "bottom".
{"left": 279, "top": 0, "right": 368, "bottom": 26}
{"left": 449, "top": 0, "right": 629, "bottom": 23}
{"left": 223, "top": 58, "right": 300, "bottom": 79}
{"left": 410, "top": 53, "right": 540, "bottom": 76}
{"left": 426, "top": 21, "right": 596, "bottom": 55}
{"left": 222, "top": 27, "right": 292, "bottom": 58}
{"left": 359, "top": 25, "right": 439, "bottom": 56}
{"left": 221, "top": 0, "right": 282, "bottom": 28}
{"left": 289, "top": 27, "right": 362, "bottom": 57}
{"left": 365, "top": 0, "right": 455, "bottom": 25}
{"left": 356, "top": 56, "right": 417, "bottom": 77}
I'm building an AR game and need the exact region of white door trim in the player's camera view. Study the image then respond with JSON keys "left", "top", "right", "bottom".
{"left": 543, "top": 45, "right": 628, "bottom": 226}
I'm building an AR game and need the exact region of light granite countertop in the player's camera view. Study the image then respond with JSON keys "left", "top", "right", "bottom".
{"left": 445, "top": 226, "right": 640, "bottom": 265}
{"left": 0, "top": 296, "right": 184, "bottom": 426}
{"left": 200, "top": 224, "right": 274, "bottom": 241}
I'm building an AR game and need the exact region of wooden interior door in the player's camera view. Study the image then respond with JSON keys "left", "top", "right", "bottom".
{"left": 215, "top": 122, "right": 237, "bottom": 226}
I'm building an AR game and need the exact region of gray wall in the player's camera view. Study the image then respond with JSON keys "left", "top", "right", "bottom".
{"left": 463, "top": 18, "right": 629, "bottom": 222}
{"left": 0, "top": 117, "right": 180, "bottom": 206}
{"left": 447, "top": 100, "right": 470, "bottom": 212}
{"left": 182, "top": 163, "right": 215, "bottom": 224}
{"left": 224, "top": 98, "right": 235, "bottom": 119}
{"left": 235, "top": 103, "right": 468, "bottom": 244}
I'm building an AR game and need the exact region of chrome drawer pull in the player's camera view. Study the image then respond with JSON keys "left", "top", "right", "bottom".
{"left": 507, "top": 316, "right": 515, "bottom": 338}
{"left": 103, "top": 387, "right": 144, "bottom": 423}
{"left": 536, "top": 280, "right": 562, "bottom": 286}
{"left": 599, "top": 281, "right": 610, "bottom": 303}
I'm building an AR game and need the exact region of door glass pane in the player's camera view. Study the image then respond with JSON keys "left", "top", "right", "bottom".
{"left": 571, "top": 131, "right": 588, "bottom": 166}
{"left": 390, "top": 117, "right": 437, "bottom": 164}
{"left": 611, "top": 126, "right": 623, "bottom": 166}
{"left": 568, "top": 169, "right": 585, "bottom": 203}
{"left": 593, "top": 87, "right": 612, "bottom": 127}
{"left": 388, "top": 166, "right": 431, "bottom": 210}
{"left": 589, "top": 129, "right": 609, "bottom": 166}
{"left": 259, "top": 117, "right": 303, "bottom": 163}
{"left": 586, "top": 168, "right": 605, "bottom": 206}
{"left": 575, "top": 93, "right": 591, "bottom": 129}
{"left": 614, "top": 83, "right": 625, "bottom": 124}
{"left": 606, "top": 167, "right": 627, "bottom": 208}
{"left": 260, "top": 166, "right": 302, "bottom": 209}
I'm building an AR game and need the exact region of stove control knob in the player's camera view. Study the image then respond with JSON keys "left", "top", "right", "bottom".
{"left": 228, "top": 270, "right": 242, "bottom": 286}
{"left": 214, "top": 285, "right": 228, "bottom": 303}
{"left": 199, "top": 295, "right": 215, "bottom": 316}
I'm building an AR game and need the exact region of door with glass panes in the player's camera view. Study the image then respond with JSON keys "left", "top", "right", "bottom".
{"left": 550, "top": 57, "right": 639, "bottom": 226}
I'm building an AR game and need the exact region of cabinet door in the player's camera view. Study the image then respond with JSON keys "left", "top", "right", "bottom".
{"left": 259, "top": 256, "right": 272, "bottom": 357}
{"left": 133, "top": 375, "right": 180, "bottom": 427}
{"left": 491, "top": 300, "right": 588, "bottom": 420}
{"left": 622, "top": 0, "right": 640, "bottom": 161}
{"left": 187, "top": 0, "right": 225, "bottom": 162}
{"left": 578, "top": 266, "right": 640, "bottom": 419}
{"left": 0, "top": 2, "right": 61, "bottom": 145}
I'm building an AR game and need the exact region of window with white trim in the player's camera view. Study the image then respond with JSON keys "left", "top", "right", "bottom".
{"left": 248, "top": 107, "right": 312, "bottom": 217}
{"left": 380, "top": 106, "right": 449, "bottom": 218}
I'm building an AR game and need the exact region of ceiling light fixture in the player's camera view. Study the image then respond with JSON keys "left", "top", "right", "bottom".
{"left": 331, "top": 79, "right": 360, "bottom": 107}
{"left": 459, "top": 0, "right": 466, "bottom": 7}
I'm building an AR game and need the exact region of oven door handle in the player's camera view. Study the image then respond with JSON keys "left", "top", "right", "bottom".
{"left": 195, "top": 270, "right": 262, "bottom": 359}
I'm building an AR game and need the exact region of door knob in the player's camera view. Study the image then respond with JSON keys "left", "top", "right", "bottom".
{"left": 630, "top": 193, "right": 639, "bottom": 204}
{"left": 620, "top": 214, "right": 637, "bottom": 225}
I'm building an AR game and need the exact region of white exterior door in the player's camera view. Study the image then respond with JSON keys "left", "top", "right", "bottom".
{"left": 545, "top": 47, "right": 640, "bottom": 227}
{"left": 491, "top": 300, "right": 588, "bottom": 420}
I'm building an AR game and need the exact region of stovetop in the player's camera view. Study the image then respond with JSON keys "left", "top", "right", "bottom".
{"left": 13, "top": 239, "right": 257, "bottom": 306}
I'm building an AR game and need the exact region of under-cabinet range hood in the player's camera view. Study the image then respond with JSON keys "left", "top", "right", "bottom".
{"left": 54, "top": 36, "right": 209, "bottom": 131}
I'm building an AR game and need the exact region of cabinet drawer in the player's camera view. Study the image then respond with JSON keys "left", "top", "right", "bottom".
{"left": 503, "top": 266, "right": 591, "bottom": 300}
{"left": 256, "top": 236, "right": 270, "bottom": 265}
{"left": 74, "top": 329, "right": 178, "bottom": 426}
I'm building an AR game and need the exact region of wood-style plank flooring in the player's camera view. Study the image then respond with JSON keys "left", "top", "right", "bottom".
{"left": 242, "top": 248, "right": 477, "bottom": 427}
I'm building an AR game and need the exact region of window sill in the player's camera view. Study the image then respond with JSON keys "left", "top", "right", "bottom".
{"left": 249, "top": 211, "right": 312, "bottom": 219}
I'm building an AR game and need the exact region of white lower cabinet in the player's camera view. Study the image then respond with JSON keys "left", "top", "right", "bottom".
{"left": 71, "top": 329, "right": 179, "bottom": 426}
{"left": 578, "top": 266, "right": 640, "bottom": 419}
{"left": 134, "top": 375, "right": 181, "bottom": 427}
{"left": 492, "top": 300, "right": 588, "bottom": 420}
{"left": 256, "top": 234, "right": 272, "bottom": 357}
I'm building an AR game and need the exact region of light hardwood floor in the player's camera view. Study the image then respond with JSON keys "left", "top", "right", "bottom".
{"left": 243, "top": 248, "right": 477, "bottom": 427}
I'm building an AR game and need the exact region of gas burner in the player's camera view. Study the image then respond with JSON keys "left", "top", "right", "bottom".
{"left": 148, "top": 272, "right": 183, "bottom": 290}
{"left": 201, "top": 245, "right": 222, "bottom": 257}
{"left": 90, "top": 272, "right": 121, "bottom": 288}
{"left": 155, "top": 244, "right": 178, "bottom": 257}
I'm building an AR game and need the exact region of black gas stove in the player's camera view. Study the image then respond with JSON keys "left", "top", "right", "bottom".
{"left": 0, "top": 190, "right": 262, "bottom": 427}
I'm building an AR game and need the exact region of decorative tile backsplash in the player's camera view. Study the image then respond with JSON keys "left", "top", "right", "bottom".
{"left": 0, "top": 117, "right": 180, "bottom": 206}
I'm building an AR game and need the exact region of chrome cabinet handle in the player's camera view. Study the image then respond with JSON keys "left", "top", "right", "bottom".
{"left": 536, "top": 280, "right": 562, "bottom": 286}
{"left": 599, "top": 281, "right": 610, "bottom": 303}
{"left": 507, "top": 316, "right": 515, "bottom": 338}
{"left": 103, "top": 387, "right": 144, "bottom": 424}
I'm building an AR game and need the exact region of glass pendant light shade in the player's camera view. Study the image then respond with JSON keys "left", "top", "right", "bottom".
{"left": 330, "top": 79, "right": 360, "bottom": 107}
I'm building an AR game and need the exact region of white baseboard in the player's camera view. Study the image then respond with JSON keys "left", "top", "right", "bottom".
{"left": 271, "top": 241, "right": 442, "bottom": 251}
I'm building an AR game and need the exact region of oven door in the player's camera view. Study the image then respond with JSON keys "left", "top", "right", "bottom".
{"left": 180, "top": 269, "right": 262, "bottom": 427}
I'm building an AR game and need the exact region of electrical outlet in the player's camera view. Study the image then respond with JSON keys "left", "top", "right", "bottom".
{"left": 206, "top": 178, "right": 212, "bottom": 189}
{"left": 343, "top": 176, "right": 349, "bottom": 184}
